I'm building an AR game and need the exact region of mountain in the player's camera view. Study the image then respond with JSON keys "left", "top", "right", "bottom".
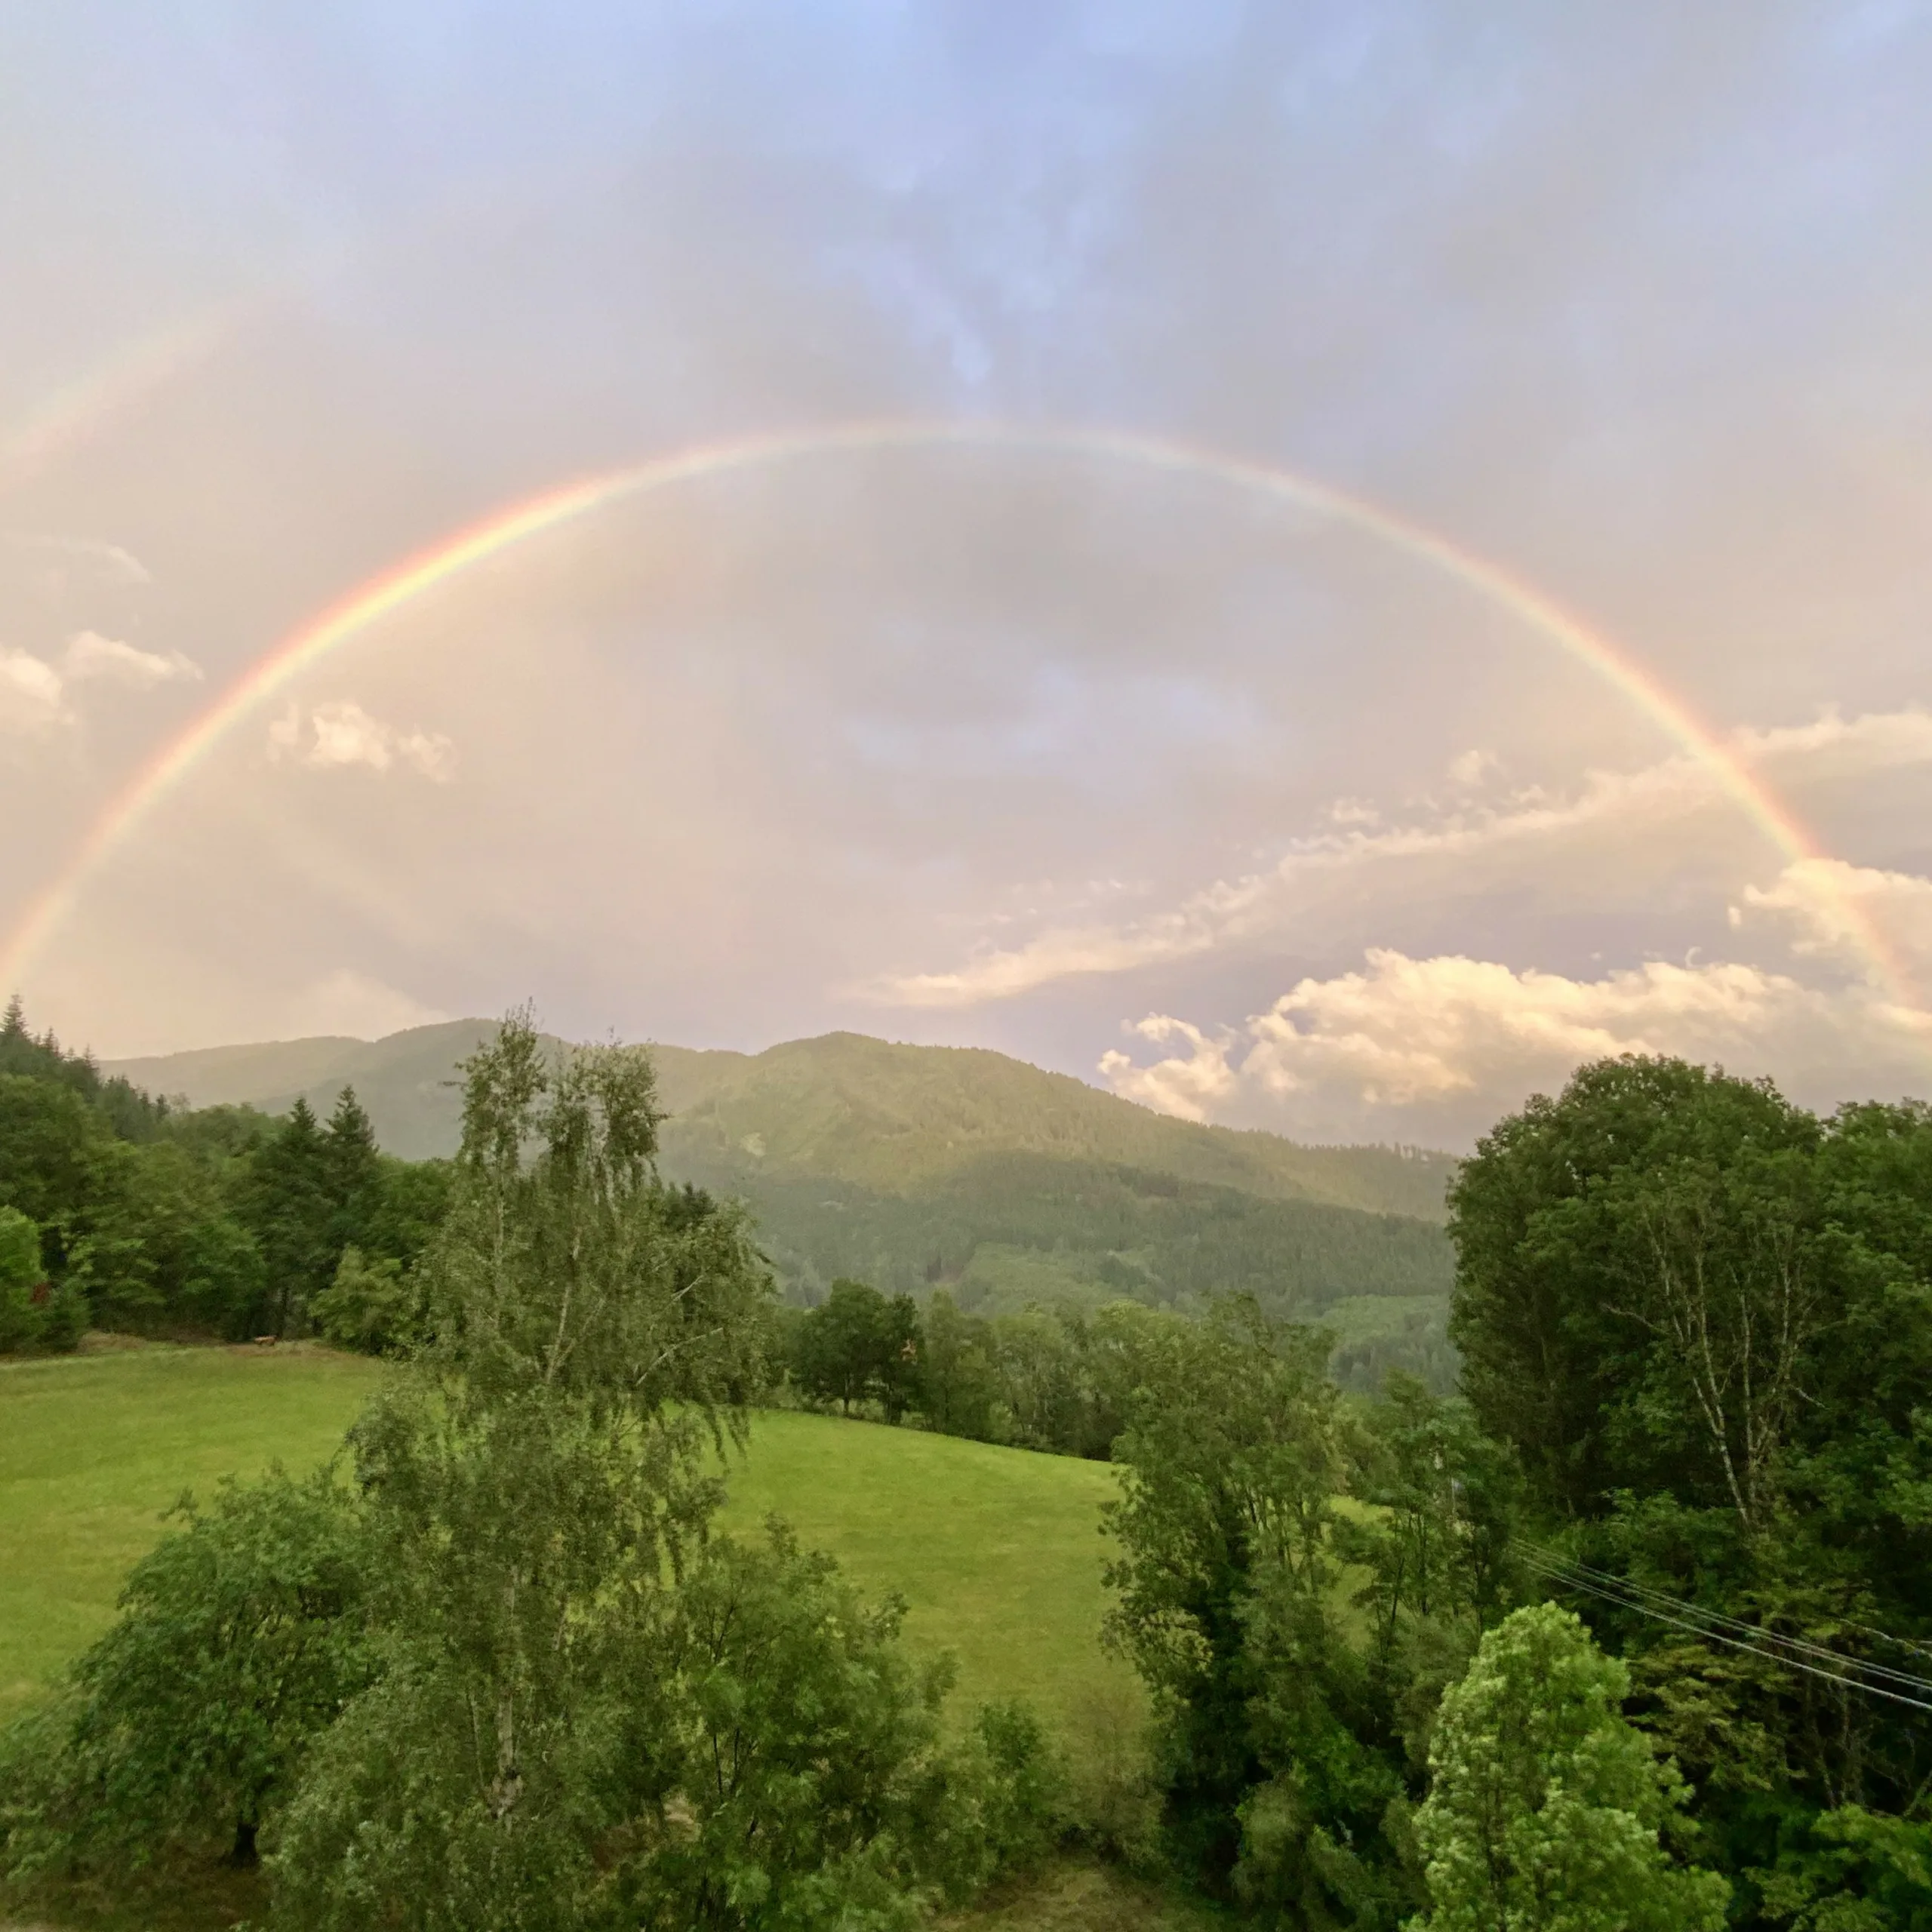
{"left": 109, "top": 1024, "right": 1455, "bottom": 1217}
{"left": 108, "top": 1025, "right": 1458, "bottom": 1363}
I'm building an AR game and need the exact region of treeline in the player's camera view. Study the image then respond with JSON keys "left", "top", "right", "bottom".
{"left": 0, "top": 998, "right": 447, "bottom": 1351}
{"left": 777, "top": 1278, "right": 1155, "bottom": 1457}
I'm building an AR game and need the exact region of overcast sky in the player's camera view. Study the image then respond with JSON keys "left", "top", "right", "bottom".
{"left": 4, "top": 2, "right": 1930, "bottom": 1146}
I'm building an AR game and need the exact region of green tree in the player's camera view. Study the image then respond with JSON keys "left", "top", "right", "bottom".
{"left": 1411, "top": 1603, "right": 1728, "bottom": 1932}
{"left": 0, "top": 1207, "right": 48, "bottom": 1352}
{"left": 1103, "top": 1300, "right": 1345, "bottom": 1882}
{"left": 918, "top": 1290, "right": 1001, "bottom": 1440}
{"left": 309, "top": 1244, "right": 413, "bottom": 1352}
{"left": 1448, "top": 1059, "right": 1932, "bottom": 1832}
{"left": 271, "top": 1012, "right": 775, "bottom": 1930}
{"left": 792, "top": 1278, "right": 918, "bottom": 1418}
{"left": 11, "top": 1468, "right": 371, "bottom": 1873}
{"left": 243, "top": 1099, "right": 335, "bottom": 1336}
{"left": 321, "top": 1087, "right": 382, "bottom": 1249}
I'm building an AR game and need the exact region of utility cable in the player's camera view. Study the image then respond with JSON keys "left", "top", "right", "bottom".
{"left": 1513, "top": 1547, "right": 1932, "bottom": 1717}
{"left": 1511, "top": 1540, "right": 1932, "bottom": 1700}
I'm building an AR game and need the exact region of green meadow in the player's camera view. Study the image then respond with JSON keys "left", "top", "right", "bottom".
{"left": 0, "top": 1343, "right": 1133, "bottom": 1736}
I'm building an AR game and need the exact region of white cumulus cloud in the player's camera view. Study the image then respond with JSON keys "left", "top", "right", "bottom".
{"left": 268, "top": 700, "right": 456, "bottom": 781}
{"left": 1100, "top": 937, "right": 1932, "bottom": 1146}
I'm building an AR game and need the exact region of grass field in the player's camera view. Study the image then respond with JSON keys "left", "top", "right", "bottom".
{"left": 0, "top": 1343, "right": 384, "bottom": 1718}
{"left": 0, "top": 1343, "right": 1134, "bottom": 1735}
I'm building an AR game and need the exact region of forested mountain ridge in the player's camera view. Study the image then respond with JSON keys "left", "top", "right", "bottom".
{"left": 103, "top": 1023, "right": 1455, "bottom": 1354}
{"left": 106, "top": 1022, "right": 1455, "bottom": 1220}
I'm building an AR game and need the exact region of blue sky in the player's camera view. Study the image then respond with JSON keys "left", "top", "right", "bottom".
{"left": 4, "top": 2, "right": 1931, "bottom": 1143}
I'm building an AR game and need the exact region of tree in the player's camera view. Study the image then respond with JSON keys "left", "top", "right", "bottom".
{"left": 0, "top": 1207, "right": 54, "bottom": 1352}
{"left": 20, "top": 1468, "right": 371, "bottom": 1872}
{"left": 243, "top": 1098, "right": 335, "bottom": 1336}
{"left": 309, "top": 1244, "right": 413, "bottom": 1353}
{"left": 598, "top": 1523, "right": 1057, "bottom": 1928}
{"left": 1411, "top": 1603, "right": 1729, "bottom": 1932}
{"left": 1449, "top": 1056, "right": 1819, "bottom": 1521}
{"left": 320, "top": 1086, "right": 384, "bottom": 1268}
{"left": 792, "top": 1278, "right": 918, "bottom": 1418}
{"left": 918, "top": 1291, "right": 1001, "bottom": 1440}
{"left": 1448, "top": 1058, "right": 1932, "bottom": 1826}
{"left": 1103, "top": 1300, "right": 1345, "bottom": 1883}
{"left": 271, "top": 1012, "right": 776, "bottom": 1930}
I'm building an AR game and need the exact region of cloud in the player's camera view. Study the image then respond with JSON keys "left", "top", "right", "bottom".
{"left": 268, "top": 700, "right": 456, "bottom": 781}
{"left": 1740, "top": 858, "right": 1932, "bottom": 980}
{"left": 2, "top": 531, "right": 152, "bottom": 584}
{"left": 61, "top": 629, "right": 201, "bottom": 686}
{"left": 0, "top": 648, "right": 69, "bottom": 734}
{"left": 285, "top": 968, "right": 451, "bottom": 1040}
{"left": 1099, "top": 934, "right": 1932, "bottom": 1146}
{"left": 869, "top": 707, "right": 1932, "bottom": 1008}
{"left": 1447, "top": 747, "right": 1500, "bottom": 788}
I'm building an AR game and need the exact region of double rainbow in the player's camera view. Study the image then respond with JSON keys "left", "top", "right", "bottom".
{"left": 2, "top": 420, "right": 1909, "bottom": 1008}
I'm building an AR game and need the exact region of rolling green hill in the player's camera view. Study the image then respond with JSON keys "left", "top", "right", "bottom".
{"left": 107, "top": 1024, "right": 1457, "bottom": 1337}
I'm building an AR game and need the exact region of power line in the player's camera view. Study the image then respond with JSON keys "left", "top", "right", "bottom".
{"left": 1513, "top": 1541, "right": 1932, "bottom": 1700}
{"left": 1513, "top": 1545, "right": 1932, "bottom": 1718}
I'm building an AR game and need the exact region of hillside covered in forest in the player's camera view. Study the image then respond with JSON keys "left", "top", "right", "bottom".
{"left": 107, "top": 1023, "right": 1455, "bottom": 1350}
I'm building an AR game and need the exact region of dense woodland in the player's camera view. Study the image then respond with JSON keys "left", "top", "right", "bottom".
{"left": 3, "top": 1007, "right": 1930, "bottom": 1927}
{"left": 0, "top": 997, "right": 448, "bottom": 1351}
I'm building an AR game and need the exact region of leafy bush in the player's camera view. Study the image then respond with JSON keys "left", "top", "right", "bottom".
{"left": 1, "top": 1466, "right": 372, "bottom": 1875}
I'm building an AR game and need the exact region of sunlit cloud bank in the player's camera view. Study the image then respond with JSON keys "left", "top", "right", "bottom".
{"left": 1100, "top": 908, "right": 1932, "bottom": 1149}
{"left": 267, "top": 701, "right": 456, "bottom": 782}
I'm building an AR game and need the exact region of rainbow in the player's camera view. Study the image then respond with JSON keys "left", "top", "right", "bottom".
{"left": 0, "top": 306, "right": 248, "bottom": 492}
{"left": 2, "top": 420, "right": 1914, "bottom": 1008}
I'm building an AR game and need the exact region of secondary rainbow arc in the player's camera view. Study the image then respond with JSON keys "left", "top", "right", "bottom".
{"left": 1, "top": 419, "right": 1912, "bottom": 1010}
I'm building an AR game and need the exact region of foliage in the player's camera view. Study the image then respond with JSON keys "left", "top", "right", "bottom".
{"left": 0, "top": 1000, "right": 455, "bottom": 1349}
{"left": 309, "top": 1244, "right": 414, "bottom": 1352}
{"left": 1410, "top": 1603, "right": 1729, "bottom": 1931}
{"left": 266, "top": 1014, "right": 1040, "bottom": 1931}
{"left": 1749, "top": 1804, "right": 1932, "bottom": 1930}
{"left": 918, "top": 1289, "right": 1004, "bottom": 1440}
{"left": 2, "top": 1466, "right": 372, "bottom": 1876}
{"left": 792, "top": 1277, "right": 921, "bottom": 1417}
{"left": 592, "top": 1524, "right": 1058, "bottom": 1930}
{"left": 1447, "top": 1057, "right": 1932, "bottom": 1844}
{"left": 0, "top": 1205, "right": 82, "bottom": 1352}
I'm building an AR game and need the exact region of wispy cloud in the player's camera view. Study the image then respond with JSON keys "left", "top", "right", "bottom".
{"left": 268, "top": 700, "right": 456, "bottom": 782}
{"left": 866, "top": 708, "right": 1932, "bottom": 1008}
{"left": 61, "top": 630, "right": 201, "bottom": 686}
{"left": 2, "top": 531, "right": 152, "bottom": 584}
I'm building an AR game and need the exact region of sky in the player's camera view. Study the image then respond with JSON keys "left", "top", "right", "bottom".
{"left": 3, "top": 1, "right": 1930, "bottom": 1149}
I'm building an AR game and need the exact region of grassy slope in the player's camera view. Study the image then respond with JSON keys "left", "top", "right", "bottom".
{"left": 0, "top": 1347, "right": 1128, "bottom": 1735}
{"left": 716, "top": 1408, "right": 1129, "bottom": 1736}
{"left": 0, "top": 1346, "right": 383, "bottom": 1718}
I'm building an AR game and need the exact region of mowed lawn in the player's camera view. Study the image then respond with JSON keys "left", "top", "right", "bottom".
{"left": 0, "top": 1344, "right": 1133, "bottom": 1740}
